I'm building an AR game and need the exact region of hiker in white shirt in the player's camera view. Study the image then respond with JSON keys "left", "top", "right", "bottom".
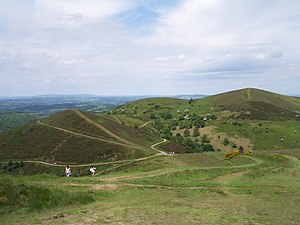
{"left": 65, "top": 165, "right": 71, "bottom": 177}
{"left": 89, "top": 166, "right": 96, "bottom": 176}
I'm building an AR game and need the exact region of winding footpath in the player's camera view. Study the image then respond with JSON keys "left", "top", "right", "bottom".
{"left": 139, "top": 121, "right": 152, "bottom": 128}
{"left": 32, "top": 111, "right": 167, "bottom": 168}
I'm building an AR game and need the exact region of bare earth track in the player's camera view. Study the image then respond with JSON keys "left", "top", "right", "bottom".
{"left": 33, "top": 111, "right": 167, "bottom": 167}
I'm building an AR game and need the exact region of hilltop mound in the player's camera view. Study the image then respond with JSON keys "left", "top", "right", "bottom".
{"left": 115, "top": 88, "right": 300, "bottom": 121}
{"left": 205, "top": 88, "right": 300, "bottom": 120}
{"left": 112, "top": 88, "right": 300, "bottom": 151}
{"left": 0, "top": 110, "right": 160, "bottom": 164}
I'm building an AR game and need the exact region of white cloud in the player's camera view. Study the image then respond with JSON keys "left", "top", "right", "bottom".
{"left": 34, "top": 0, "right": 132, "bottom": 28}
{"left": 0, "top": 0, "right": 299, "bottom": 96}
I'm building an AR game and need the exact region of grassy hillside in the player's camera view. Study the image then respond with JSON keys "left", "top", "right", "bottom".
{"left": 0, "top": 110, "right": 160, "bottom": 165}
{"left": 114, "top": 88, "right": 300, "bottom": 121}
{"left": 112, "top": 88, "right": 300, "bottom": 151}
{"left": 205, "top": 88, "right": 300, "bottom": 120}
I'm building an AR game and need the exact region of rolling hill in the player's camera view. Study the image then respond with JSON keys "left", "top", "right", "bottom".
{"left": 0, "top": 110, "right": 160, "bottom": 164}
{"left": 114, "top": 88, "right": 300, "bottom": 121}
{"left": 1, "top": 88, "right": 300, "bottom": 166}
{"left": 1, "top": 89, "right": 300, "bottom": 224}
{"left": 204, "top": 88, "right": 300, "bottom": 120}
{"left": 112, "top": 88, "right": 300, "bottom": 151}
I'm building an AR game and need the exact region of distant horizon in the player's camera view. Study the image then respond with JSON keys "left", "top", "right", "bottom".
{"left": 0, "top": 87, "right": 299, "bottom": 99}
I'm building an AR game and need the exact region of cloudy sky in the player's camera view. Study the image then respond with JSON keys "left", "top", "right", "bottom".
{"left": 0, "top": 0, "right": 299, "bottom": 96}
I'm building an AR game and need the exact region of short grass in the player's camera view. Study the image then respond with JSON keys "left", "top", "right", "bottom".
{"left": 112, "top": 115, "right": 146, "bottom": 127}
{"left": 1, "top": 149, "right": 300, "bottom": 225}
{"left": 216, "top": 120, "right": 300, "bottom": 150}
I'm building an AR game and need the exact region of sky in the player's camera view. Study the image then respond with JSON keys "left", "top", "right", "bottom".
{"left": 0, "top": 0, "right": 299, "bottom": 96}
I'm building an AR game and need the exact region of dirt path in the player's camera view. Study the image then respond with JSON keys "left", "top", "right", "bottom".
{"left": 151, "top": 139, "right": 167, "bottom": 154}
{"left": 112, "top": 115, "right": 122, "bottom": 124}
{"left": 37, "top": 121, "right": 146, "bottom": 151}
{"left": 241, "top": 88, "right": 252, "bottom": 101}
{"left": 73, "top": 109, "right": 137, "bottom": 147}
{"left": 31, "top": 118, "right": 168, "bottom": 168}
{"left": 281, "top": 154, "right": 300, "bottom": 173}
{"left": 99, "top": 155, "right": 263, "bottom": 181}
{"left": 139, "top": 121, "right": 152, "bottom": 128}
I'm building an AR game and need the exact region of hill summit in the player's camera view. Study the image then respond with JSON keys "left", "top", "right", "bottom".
{"left": 207, "top": 88, "right": 300, "bottom": 120}
{"left": 115, "top": 88, "right": 300, "bottom": 121}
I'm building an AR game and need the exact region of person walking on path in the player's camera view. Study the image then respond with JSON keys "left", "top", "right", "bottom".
{"left": 89, "top": 166, "right": 96, "bottom": 176}
{"left": 65, "top": 165, "right": 71, "bottom": 177}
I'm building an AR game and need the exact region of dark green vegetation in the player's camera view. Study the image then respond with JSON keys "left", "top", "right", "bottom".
{"left": 0, "top": 111, "right": 36, "bottom": 132}
{"left": 112, "top": 88, "right": 300, "bottom": 152}
{"left": 0, "top": 110, "right": 159, "bottom": 165}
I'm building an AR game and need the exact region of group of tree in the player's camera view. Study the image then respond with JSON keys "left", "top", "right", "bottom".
{"left": 0, "top": 160, "right": 24, "bottom": 173}
{"left": 162, "top": 132, "right": 215, "bottom": 153}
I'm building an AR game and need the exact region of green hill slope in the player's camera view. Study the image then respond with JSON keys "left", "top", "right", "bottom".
{"left": 114, "top": 88, "right": 300, "bottom": 121}
{"left": 205, "top": 88, "right": 300, "bottom": 120}
{"left": 0, "top": 110, "right": 160, "bottom": 164}
{"left": 112, "top": 88, "right": 300, "bottom": 151}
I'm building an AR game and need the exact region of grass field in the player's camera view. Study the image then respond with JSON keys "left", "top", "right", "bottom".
{"left": 1, "top": 149, "right": 300, "bottom": 225}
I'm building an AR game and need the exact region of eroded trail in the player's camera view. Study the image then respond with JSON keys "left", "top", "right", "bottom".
{"left": 37, "top": 121, "right": 146, "bottom": 151}
{"left": 73, "top": 109, "right": 137, "bottom": 147}
{"left": 139, "top": 121, "right": 152, "bottom": 128}
{"left": 30, "top": 115, "right": 167, "bottom": 167}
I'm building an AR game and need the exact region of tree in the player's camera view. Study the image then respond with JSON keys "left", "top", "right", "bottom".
{"left": 186, "top": 123, "right": 193, "bottom": 129}
{"left": 13, "top": 161, "right": 20, "bottom": 169}
{"left": 185, "top": 138, "right": 195, "bottom": 149}
{"left": 184, "top": 129, "right": 190, "bottom": 137}
{"left": 1, "top": 163, "right": 7, "bottom": 171}
{"left": 202, "top": 144, "right": 214, "bottom": 152}
{"left": 201, "top": 134, "right": 209, "bottom": 143}
{"left": 154, "top": 118, "right": 163, "bottom": 130}
{"left": 223, "top": 138, "right": 229, "bottom": 146}
{"left": 8, "top": 160, "right": 13, "bottom": 167}
{"left": 193, "top": 128, "right": 200, "bottom": 137}
{"left": 150, "top": 113, "right": 156, "bottom": 119}
{"left": 179, "top": 124, "right": 185, "bottom": 129}
{"left": 171, "top": 120, "right": 179, "bottom": 127}
{"left": 175, "top": 135, "right": 184, "bottom": 144}
{"left": 162, "top": 111, "right": 172, "bottom": 119}
{"left": 178, "top": 115, "right": 184, "bottom": 121}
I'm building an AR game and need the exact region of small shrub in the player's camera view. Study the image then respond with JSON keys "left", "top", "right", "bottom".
{"left": 7, "top": 160, "right": 13, "bottom": 167}
{"left": 223, "top": 138, "right": 229, "bottom": 146}
{"left": 20, "top": 161, "right": 24, "bottom": 167}
{"left": 184, "top": 129, "right": 190, "bottom": 137}
{"left": 13, "top": 161, "right": 20, "bottom": 169}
